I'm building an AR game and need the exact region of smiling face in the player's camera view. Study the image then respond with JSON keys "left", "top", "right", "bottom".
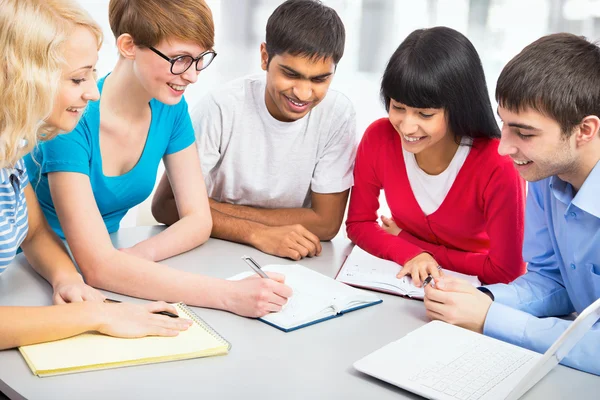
{"left": 132, "top": 38, "right": 207, "bottom": 105}
{"left": 261, "top": 44, "right": 336, "bottom": 122}
{"left": 388, "top": 100, "right": 453, "bottom": 154}
{"left": 46, "top": 26, "right": 100, "bottom": 132}
{"left": 497, "top": 105, "right": 579, "bottom": 182}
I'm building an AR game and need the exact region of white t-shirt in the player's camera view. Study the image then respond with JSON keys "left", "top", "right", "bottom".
{"left": 403, "top": 137, "right": 472, "bottom": 215}
{"left": 192, "top": 75, "right": 357, "bottom": 208}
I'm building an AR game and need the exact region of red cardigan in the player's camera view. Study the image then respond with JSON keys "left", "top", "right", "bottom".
{"left": 346, "top": 118, "right": 526, "bottom": 284}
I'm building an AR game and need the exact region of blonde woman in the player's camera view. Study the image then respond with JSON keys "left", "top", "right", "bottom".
{"left": 0, "top": 0, "right": 192, "bottom": 350}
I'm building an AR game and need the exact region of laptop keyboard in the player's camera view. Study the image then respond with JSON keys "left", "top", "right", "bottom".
{"left": 408, "top": 338, "right": 534, "bottom": 400}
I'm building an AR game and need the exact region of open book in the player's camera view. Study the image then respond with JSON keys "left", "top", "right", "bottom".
{"left": 229, "top": 264, "right": 382, "bottom": 332}
{"left": 19, "top": 303, "right": 231, "bottom": 377}
{"left": 336, "top": 246, "right": 481, "bottom": 300}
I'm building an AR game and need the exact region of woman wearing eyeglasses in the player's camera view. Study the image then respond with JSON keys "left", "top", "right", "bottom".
{"left": 25, "top": 0, "right": 293, "bottom": 318}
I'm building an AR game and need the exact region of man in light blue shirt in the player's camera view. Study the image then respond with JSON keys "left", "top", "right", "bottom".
{"left": 423, "top": 33, "right": 600, "bottom": 376}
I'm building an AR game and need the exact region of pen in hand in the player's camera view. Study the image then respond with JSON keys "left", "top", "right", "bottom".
{"left": 422, "top": 275, "right": 434, "bottom": 288}
{"left": 423, "top": 266, "right": 442, "bottom": 288}
{"left": 241, "top": 255, "right": 269, "bottom": 279}
{"left": 104, "top": 298, "right": 179, "bottom": 318}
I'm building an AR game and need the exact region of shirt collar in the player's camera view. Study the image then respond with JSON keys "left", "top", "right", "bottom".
{"left": 0, "top": 160, "right": 25, "bottom": 185}
{"left": 550, "top": 160, "right": 600, "bottom": 218}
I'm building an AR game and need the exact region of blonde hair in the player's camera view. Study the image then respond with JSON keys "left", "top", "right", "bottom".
{"left": 0, "top": 0, "right": 102, "bottom": 168}
{"left": 109, "top": 0, "right": 214, "bottom": 50}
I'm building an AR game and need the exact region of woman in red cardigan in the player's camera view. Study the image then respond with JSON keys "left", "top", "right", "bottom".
{"left": 346, "top": 27, "right": 526, "bottom": 286}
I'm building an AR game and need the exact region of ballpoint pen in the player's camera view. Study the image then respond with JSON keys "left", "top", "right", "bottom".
{"left": 422, "top": 275, "right": 434, "bottom": 288}
{"left": 104, "top": 298, "right": 179, "bottom": 318}
{"left": 422, "top": 265, "right": 442, "bottom": 288}
{"left": 241, "top": 255, "right": 269, "bottom": 279}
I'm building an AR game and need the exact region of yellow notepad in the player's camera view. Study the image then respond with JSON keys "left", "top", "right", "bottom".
{"left": 18, "top": 303, "right": 231, "bottom": 377}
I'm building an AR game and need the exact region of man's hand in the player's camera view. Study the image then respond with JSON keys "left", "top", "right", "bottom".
{"left": 53, "top": 275, "right": 106, "bottom": 304}
{"left": 424, "top": 276, "right": 493, "bottom": 333}
{"left": 380, "top": 215, "right": 402, "bottom": 236}
{"left": 397, "top": 252, "right": 442, "bottom": 287}
{"left": 252, "top": 224, "right": 322, "bottom": 260}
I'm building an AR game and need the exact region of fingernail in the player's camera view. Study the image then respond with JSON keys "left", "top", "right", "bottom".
{"left": 437, "top": 280, "right": 445, "bottom": 289}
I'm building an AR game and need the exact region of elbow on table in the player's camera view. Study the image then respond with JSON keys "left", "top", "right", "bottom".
{"left": 184, "top": 212, "right": 213, "bottom": 246}
{"left": 317, "top": 220, "right": 344, "bottom": 242}
{"left": 75, "top": 254, "right": 115, "bottom": 289}
{"left": 151, "top": 201, "right": 174, "bottom": 226}
{"left": 197, "top": 218, "right": 213, "bottom": 245}
{"left": 345, "top": 221, "right": 360, "bottom": 244}
{"left": 78, "top": 262, "right": 106, "bottom": 289}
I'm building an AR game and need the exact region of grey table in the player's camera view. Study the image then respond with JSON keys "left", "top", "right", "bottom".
{"left": 0, "top": 226, "right": 597, "bottom": 400}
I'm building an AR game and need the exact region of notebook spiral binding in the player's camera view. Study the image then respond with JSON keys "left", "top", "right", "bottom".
{"left": 177, "top": 303, "right": 232, "bottom": 350}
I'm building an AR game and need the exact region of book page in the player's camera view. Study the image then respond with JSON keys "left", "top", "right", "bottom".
{"left": 229, "top": 264, "right": 380, "bottom": 330}
{"left": 19, "top": 303, "right": 229, "bottom": 376}
{"left": 336, "top": 246, "right": 481, "bottom": 299}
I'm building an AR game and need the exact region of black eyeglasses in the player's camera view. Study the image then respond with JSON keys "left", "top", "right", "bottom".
{"left": 148, "top": 46, "right": 217, "bottom": 75}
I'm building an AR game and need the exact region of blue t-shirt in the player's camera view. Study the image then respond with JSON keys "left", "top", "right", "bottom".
{"left": 25, "top": 76, "right": 195, "bottom": 238}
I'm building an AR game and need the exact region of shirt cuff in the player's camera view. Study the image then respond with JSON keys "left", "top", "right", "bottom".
{"left": 483, "top": 283, "right": 515, "bottom": 306}
{"left": 483, "top": 302, "right": 530, "bottom": 348}
{"left": 478, "top": 287, "right": 494, "bottom": 300}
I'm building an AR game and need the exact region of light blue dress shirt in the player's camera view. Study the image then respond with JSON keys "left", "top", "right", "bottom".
{"left": 483, "top": 160, "right": 600, "bottom": 376}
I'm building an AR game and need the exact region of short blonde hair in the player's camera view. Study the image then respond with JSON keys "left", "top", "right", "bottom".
{"left": 0, "top": 0, "right": 102, "bottom": 168}
{"left": 109, "top": 0, "right": 214, "bottom": 50}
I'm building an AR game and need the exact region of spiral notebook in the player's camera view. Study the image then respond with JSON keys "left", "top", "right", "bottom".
{"left": 229, "top": 264, "right": 382, "bottom": 332}
{"left": 19, "top": 303, "right": 231, "bottom": 377}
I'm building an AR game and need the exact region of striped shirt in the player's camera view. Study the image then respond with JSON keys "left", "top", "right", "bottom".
{"left": 0, "top": 158, "right": 29, "bottom": 274}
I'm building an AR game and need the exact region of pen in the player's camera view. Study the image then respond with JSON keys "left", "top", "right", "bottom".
{"left": 104, "top": 298, "right": 179, "bottom": 318}
{"left": 241, "top": 255, "right": 269, "bottom": 279}
{"left": 422, "top": 275, "right": 434, "bottom": 288}
{"left": 423, "top": 266, "right": 442, "bottom": 288}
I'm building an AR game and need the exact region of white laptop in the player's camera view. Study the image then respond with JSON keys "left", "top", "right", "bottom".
{"left": 354, "top": 297, "right": 600, "bottom": 400}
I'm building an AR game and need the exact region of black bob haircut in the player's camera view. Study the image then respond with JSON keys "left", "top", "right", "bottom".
{"left": 265, "top": 0, "right": 345, "bottom": 65}
{"left": 381, "top": 26, "right": 500, "bottom": 140}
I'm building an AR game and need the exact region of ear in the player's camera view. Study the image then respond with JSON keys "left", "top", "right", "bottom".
{"left": 575, "top": 115, "right": 600, "bottom": 147}
{"left": 116, "top": 33, "right": 137, "bottom": 60}
{"left": 260, "top": 42, "right": 269, "bottom": 71}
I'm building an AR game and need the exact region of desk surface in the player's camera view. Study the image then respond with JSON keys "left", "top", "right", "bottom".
{"left": 0, "top": 226, "right": 597, "bottom": 400}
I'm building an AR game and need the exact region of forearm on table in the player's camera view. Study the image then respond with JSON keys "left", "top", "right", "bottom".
{"left": 0, "top": 303, "right": 103, "bottom": 350}
{"left": 20, "top": 222, "right": 82, "bottom": 288}
{"left": 131, "top": 213, "right": 212, "bottom": 262}
{"left": 75, "top": 248, "right": 231, "bottom": 310}
{"left": 210, "top": 199, "right": 338, "bottom": 240}
{"left": 210, "top": 208, "right": 269, "bottom": 247}
{"left": 484, "top": 303, "right": 600, "bottom": 375}
{"left": 486, "top": 271, "right": 573, "bottom": 316}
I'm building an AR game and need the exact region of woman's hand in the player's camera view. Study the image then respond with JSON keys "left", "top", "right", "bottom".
{"left": 97, "top": 301, "right": 193, "bottom": 338}
{"left": 396, "top": 252, "right": 442, "bottom": 287}
{"left": 53, "top": 275, "right": 106, "bottom": 304}
{"left": 225, "top": 272, "right": 294, "bottom": 317}
{"left": 380, "top": 215, "right": 402, "bottom": 236}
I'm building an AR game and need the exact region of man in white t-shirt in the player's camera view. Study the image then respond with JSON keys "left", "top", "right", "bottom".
{"left": 152, "top": 0, "right": 357, "bottom": 260}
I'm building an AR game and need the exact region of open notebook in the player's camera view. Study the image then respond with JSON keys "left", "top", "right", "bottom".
{"left": 229, "top": 264, "right": 382, "bottom": 332}
{"left": 19, "top": 303, "right": 231, "bottom": 377}
{"left": 336, "top": 246, "right": 480, "bottom": 299}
